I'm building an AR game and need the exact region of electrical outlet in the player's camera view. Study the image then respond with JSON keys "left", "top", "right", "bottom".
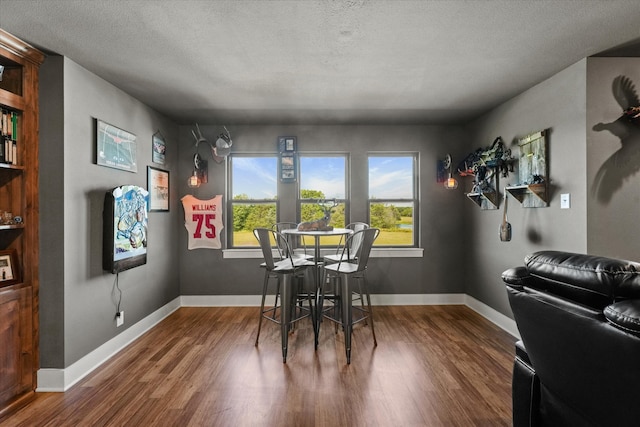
{"left": 116, "top": 311, "right": 124, "bottom": 327}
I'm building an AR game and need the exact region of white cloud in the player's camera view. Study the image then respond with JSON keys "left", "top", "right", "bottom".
{"left": 370, "top": 169, "right": 413, "bottom": 199}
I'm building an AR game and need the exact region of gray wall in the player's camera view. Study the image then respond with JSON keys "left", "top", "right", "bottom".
{"left": 39, "top": 56, "right": 181, "bottom": 368}
{"left": 465, "top": 59, "right": 589, "bottom": 317}
{"left": 39, "top": 56, "right": 65, "bottom": 368}
{"left": 37, "top": 53, "right": 634, "bottom": 370}
{"left": 176, "top": 124, "right": 472, "bottom": 297}
{"left": 587, "top": 57, "right": 640, "bottom": 260}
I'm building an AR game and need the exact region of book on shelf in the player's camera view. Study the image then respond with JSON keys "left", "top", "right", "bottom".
{"left": 11, "top": 111, "right": 17, "bottom": 141}
{"left": 0, "top": 110, "right": 18, "bottom": 165}
{"left": 4, "top": 136, "right": 11, "bottom": 164}
{"left": 1, "top": 109, "right": 5, "bottom": 136}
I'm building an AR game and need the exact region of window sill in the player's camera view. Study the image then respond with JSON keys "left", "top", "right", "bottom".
{"left": 222, "top": 247, "right": 424, "bottom": 259}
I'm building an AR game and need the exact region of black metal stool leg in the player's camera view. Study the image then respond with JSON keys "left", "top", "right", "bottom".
{"left": 362, "top": 277, "right": 377, "bottom": 346}
{"left": 280, "top": 273, "right": 292, "bottom": 363}
{"left": 256, "top": 272, "right": 275, "bottom": 346}
{"left": 314, "top": 268, "right": 324, "bottom": 349}
{"left": 340, "top": 273, "right": 353, "bottom": 364}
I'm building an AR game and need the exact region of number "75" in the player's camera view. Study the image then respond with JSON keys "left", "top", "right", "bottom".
{"left": 192, "top": 213, "right": 216, "bottom": 238}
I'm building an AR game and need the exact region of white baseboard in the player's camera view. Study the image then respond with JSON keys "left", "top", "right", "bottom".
{"left": 180, "top": 294, "right": 260, "bottom": 306}
{"left": 37, "top": 293, "right": 518, "bottom": 392}
{"left": 464, "top": 295, "right": 520, "bottom": 339}
{"left": 370, "top": 293, "right": 520, "bottom": 339}
{"left": 370, "top": 293, "right": 466, "bottom": 305}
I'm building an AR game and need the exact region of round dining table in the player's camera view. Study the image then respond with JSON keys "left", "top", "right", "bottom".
{"left": 282, "top": 227, "right": 351, "bottom": 259}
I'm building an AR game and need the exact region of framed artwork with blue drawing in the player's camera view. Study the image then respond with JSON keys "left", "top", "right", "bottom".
{"left": 103, "top": 185, "right": 149, "bottom": 273}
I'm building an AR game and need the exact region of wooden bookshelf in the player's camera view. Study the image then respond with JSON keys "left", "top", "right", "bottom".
{"left": 0, "top": 28, "right": 44, "bottom": 420}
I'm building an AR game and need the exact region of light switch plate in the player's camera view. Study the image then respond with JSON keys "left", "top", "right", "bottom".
{"left": 561, "top": 193, "right": 570, "bottom": 209}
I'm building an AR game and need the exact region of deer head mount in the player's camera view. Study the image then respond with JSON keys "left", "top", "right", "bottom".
{"left": 297, "top": 199, "right": 338, "bottom": 231}
{"left": 191, "top": 124, "right": 232, "bottom": 164}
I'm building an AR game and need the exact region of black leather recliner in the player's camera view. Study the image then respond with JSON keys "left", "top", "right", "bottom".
{"left": 503, "top": 250, "right": 640, "bottom": 427}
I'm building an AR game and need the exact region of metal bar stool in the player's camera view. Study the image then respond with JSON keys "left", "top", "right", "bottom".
{"left": 323, "top": 222, "right": 369, "bottom": 325}
{"left": 254, "top": 228, "right": 316, "bottom": 363}
{"left": 319, "top": 227, "right": 379, "bottom": 364}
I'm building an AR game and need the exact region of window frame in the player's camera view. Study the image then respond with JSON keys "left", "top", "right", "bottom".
{"left": 224, "top": 151, "right": 420, "bottom": 252}
{"left": 367, "top": 152, "right": 419, "bottom": 247}
{"left": 227, "top": 153, "right": 279, "bottom": 248}
{"left": 297, "top": 152, "right": 350, "bottom": 247}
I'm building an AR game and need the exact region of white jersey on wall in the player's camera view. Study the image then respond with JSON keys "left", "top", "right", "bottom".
{"left": 181, "top": 194, "right": 224, "bottom": 250}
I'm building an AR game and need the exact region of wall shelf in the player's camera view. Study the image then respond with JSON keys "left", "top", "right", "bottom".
{"left": 466, "top": 191, "right": 499, "bottom": 210}
{"left": 505, "top": 183, "right": 548, "bottom": 208}
{"left": 0, "top": 163, "right": 24, "bottom": 171}
{"left": 0, "top": 223, "right": 24, "bottom": 231}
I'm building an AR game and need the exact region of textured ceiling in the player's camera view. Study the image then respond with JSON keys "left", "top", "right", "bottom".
{"left": 2, "top": 0, "right": 640, "bottom": 125}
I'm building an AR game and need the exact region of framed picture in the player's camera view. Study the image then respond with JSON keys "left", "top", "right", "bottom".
{"left": 278, "top": 136, "right": 297, "bottom": 152}
{"left": 0, "top": 249, "right": 20, "bottom": 286}
{"left": 279, "top": 153, "right": 297, "bottom": 182}
{"left": 278, "top": 136, "right": 297, "bottom": 182}
{"left": 147, "top": 166, "right": 170, "bottom": 211}
{"left": 152, "top": 131, "right": 166, "bottom": 165}
{"left": 96, "top": 119, "right": 138, "bottom": 172}
{"left": 103, "top": 185, "right": 149, "bottom": 273}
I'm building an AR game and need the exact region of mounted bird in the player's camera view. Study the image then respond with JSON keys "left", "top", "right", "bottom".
{"left": 592, "top": 75, "right": 640, "bottom": 203}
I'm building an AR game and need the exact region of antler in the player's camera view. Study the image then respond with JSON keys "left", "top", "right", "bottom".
{"left": 321, "top": 198, "right": 338, "bottom": 209}
{"left": 192, "top": 123, "right": 217, "bottom": 160}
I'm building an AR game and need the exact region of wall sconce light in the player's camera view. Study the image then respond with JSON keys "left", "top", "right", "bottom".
{"left": 443, "top": 154, "right": 458, "bottom": 190}
{"left": 187, "top": 170, "right": 200, "bottom": 188}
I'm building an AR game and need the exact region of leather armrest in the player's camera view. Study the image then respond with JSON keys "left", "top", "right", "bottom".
{"left": 502, "top": 266, "right": 531, "bottom": 289}
{"left": 604, "top": 299, "right": 640, "bottom": 334}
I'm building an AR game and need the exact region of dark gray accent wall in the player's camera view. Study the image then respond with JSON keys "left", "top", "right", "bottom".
{"left": 466, "top": 60, "right": 589, "bottom": 317}
{"left": 39, "top": 56, "right": 180, "bottom": 368}
{"left": 36, "top": 53, "right": 633, "bottom": 370}
{"left": 176, "top": 124, "right": 472, "bottom": 297}
{"left": 39, "top": 56, "right": 65, "bottom": 368}
{"left": 587, "top": 57, "right": 640, "bottom": 260}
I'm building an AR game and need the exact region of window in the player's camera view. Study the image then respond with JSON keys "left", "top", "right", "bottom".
{"left": 228, "top": 155, "right": 277, "bottom": 247}
{"left": 226, "top": 152, "right": 418, "bottom": 251}
{"left": 368, "top": 154, "right": 418, "bottom": 246}
{"left": 298, "top": 155, "right": 347, "bottom": 247}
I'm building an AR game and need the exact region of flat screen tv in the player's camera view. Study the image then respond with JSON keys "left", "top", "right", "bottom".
{"left": 103, "top": 185, "right": 149, "bottom": 274}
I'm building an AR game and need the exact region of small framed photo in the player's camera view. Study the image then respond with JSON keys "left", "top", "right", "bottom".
{"left": 279, "top": 153, "right": 297, "bottom": 182}
{"left": 278, "top": 136, "right": 297, "bottom": 152}
{"left": 0, "top": 249, "right": 20, "bottom": 286}
{"left": 152, "top": 131, "right": 166, "bottom": 165}
{"left": 147, "top": 166, "right": 170, "bottom": 212}
{"left": 281, "top": 155, "right": 294, "bottom": 169}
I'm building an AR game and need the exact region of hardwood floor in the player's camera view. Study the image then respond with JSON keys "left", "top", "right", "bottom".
{"left": 1, "top": 305, "right": 516, "bottom": 426}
